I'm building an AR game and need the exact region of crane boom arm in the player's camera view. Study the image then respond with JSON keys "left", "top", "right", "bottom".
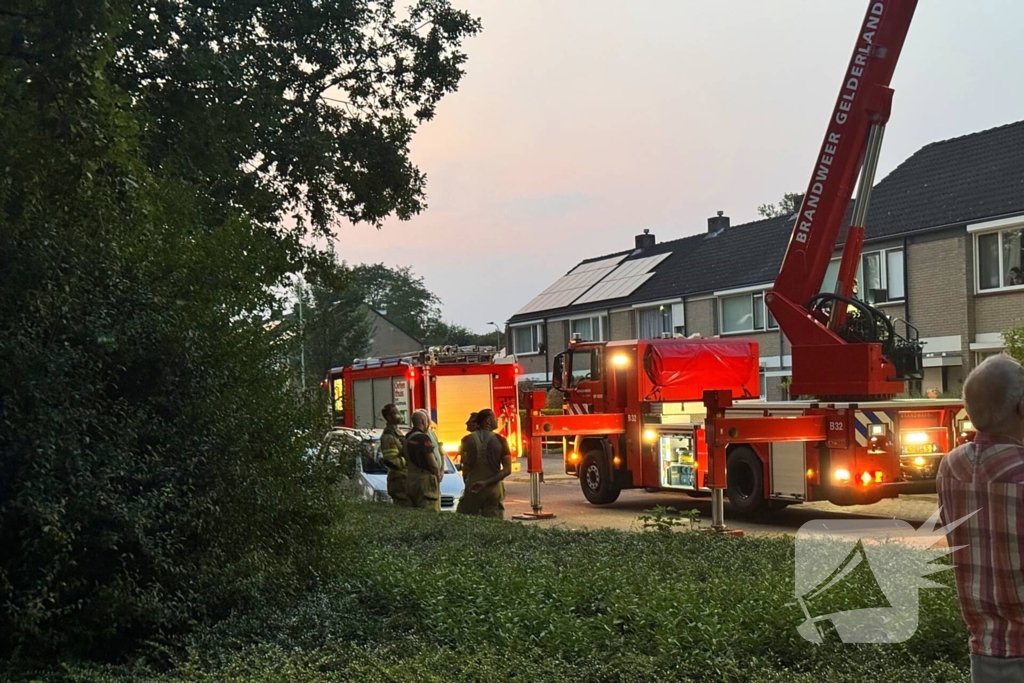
{"left": 773, "top": 0, "right": 917, "bottom": 306}
{"left": 767, "top": 0, "right": 921, "bottom": 400}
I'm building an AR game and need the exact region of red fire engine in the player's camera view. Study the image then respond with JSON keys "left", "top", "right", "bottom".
{"left": 326, "top": 346, "right": 522, "bottom": 462}
{"left": 521, "top": 0, "right": 974, "bottom": 525}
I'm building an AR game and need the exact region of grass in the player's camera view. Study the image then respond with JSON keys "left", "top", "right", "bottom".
{"left": 6, "top": 504, "right": 970, "bottom": 683}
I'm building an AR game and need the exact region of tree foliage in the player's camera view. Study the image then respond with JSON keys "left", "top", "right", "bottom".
{"left": 0, "top": 0, "right": 478, "bottom": 661}
{"left": 349, "top": 263, "right": 441, "bottom": 341}
{"left": 108, "top": 0, "right": 481, "bottom": 231}
{"left": 1003, "top": 322, "right": 1024, "bottom": 366}
{"left": 292, "top": 266, "right": 373, "bottom": 388}
{"left": 758, "top": 192, "right": 804, "bottom": 219}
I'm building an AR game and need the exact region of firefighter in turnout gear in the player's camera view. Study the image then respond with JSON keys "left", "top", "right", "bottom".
{"left": 404, "top": 410, "right": 443, "bottom": 511}
{"left": 456, "top": 409, "right": 512, "bottom": 519}
{"left": 379, "top": 403, "right": 410, "bottom": 507}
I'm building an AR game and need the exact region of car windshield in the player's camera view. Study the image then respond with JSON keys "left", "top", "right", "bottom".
{"left": 443, "top": 454, "right": 457, "bottom": 474}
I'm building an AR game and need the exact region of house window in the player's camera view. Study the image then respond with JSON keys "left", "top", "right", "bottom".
{"left": 819, "top": 250, "right": 904, "bottom": 304}
{"left": 569, "top": 315, "right": 607, "bottom": 342}
{"left": 637, "top": 306, "right": 672, "bottom": 339}
{"left": 976, "top": 226, "right": 1024, "bottom": 291}
{"left": 511, "top": 324, "right": 542, "bottom": 355}
{"left": 862, "top": 248, "right": 905, "bottom": 303}
{"left": 720, "top": 291, "right": 777, "bottom": 334}
{"left": 821, "top": 259, "right": 842, "bottom": 295}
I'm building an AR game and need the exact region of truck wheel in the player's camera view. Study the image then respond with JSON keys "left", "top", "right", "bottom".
{"left": 726, "top": 446, "right": 766, "bottom": 514}
{"left": 581, "top": 451, "right": 620, "bottom": 505}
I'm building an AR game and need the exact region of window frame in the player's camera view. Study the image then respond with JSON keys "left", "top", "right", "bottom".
{"left": 861, "top": 247, "right": 905, "bottom": 304}
{"left": 820, "top": 249, "right": 905, "bottom": 304}
{"left": 636, "top": 305, "right": 673, "bottom": 339}
{"left": 511, "top": 323, "right": 543, "bottom": 356}
{"left": 973, "top": 223, "right": 1024, "bottom": 294}
{"left": 568, "top": 315, "right": 607, "bottom": 342}
{"left": 719, "top": 290, "right": 778, "bottom": 335}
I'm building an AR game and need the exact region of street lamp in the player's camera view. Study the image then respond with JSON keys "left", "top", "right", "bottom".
{"left": 486, "top": 321, "right": 502, "bottom": 354}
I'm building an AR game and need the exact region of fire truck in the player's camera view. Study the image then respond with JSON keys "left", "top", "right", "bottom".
{"left": 326, "top": 346, "right": 522, "bottom": 462}
{"left": 520, "top": 0, "right": 973, "bottom": 523}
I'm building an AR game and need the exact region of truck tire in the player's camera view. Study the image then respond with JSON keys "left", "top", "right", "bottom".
{"left": 726, "top": 446, "right": 766, "bottom": 514}
{"left": 581, "top": 450, "right": 620, "bottom": 505}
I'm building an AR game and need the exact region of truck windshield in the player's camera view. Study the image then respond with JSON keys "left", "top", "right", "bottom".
{"left": 569, "top": 348, "right": 601, "bottom": 386}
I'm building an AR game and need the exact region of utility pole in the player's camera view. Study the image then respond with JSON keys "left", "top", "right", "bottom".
{"left": 297, "top": 279, "right": 306, "bottom": 390}
{"left": 487, "top": 321, "right": 502, "bottom": 355}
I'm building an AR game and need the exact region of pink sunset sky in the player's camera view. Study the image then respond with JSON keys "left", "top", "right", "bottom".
{"left": 329, "top": 1, "right": 1024, "bottom": 332}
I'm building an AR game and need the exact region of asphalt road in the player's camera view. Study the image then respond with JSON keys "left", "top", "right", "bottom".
{"left": 505, "top": 457, "right": 947, "bottom": 546}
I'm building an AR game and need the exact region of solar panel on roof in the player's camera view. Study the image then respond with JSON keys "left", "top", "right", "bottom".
{"left": 572, "top": 253, "right": 671, "bottom": 305}
{"left": 514, "top": 255, "right": 626, "bottom": 315}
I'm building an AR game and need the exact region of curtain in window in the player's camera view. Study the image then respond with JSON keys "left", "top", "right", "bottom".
{"left": 753, "top": 293, "right": 765, "bottom": 329}
{"left": 513, "top": 327, "right": 535, "bottom": 354}
{"left": 571, "top": 318, "right": 593, "bottom": 341}
{"left": 1003, "top": 229, "right": 1023, "bottom": 285}
{"left": 886, "top": 250, "right": 905, "bottom": 300}
{"left": 862, "top": 252, "right": 882, "bottom": 303}
{"left": 638, "top": 308, "right": 667, "bottom": 339}
{"left": 822, "top": 260, "right": 841, "bottom": 294}
{"left": 721, "top": 295, "right": 753, "bottom": 334}
{"left": 978, "top": 233, "right": 1000, "bottom": 290}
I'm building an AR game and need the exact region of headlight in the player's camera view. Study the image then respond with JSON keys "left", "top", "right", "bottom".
{"left": 834, "top": 468, "right": 851, "bottom": 483}
{"left": 373, "top": 490, "right": 392, "bottom": 503}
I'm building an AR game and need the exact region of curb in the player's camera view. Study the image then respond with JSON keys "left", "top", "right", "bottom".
{"left": 508, "top": 473, "right": 577, "bottom": 483}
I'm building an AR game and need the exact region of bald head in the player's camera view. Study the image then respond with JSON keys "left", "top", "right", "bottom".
{"left": 411, "top": 410, "right": 428, "bottom": 430}
{"left": 962, "top": 354, "right": 1024, "bottom": 436}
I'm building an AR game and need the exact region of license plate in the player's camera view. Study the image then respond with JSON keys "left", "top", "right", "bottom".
{"left": 902, "top": 444, "right": 933, "bottom": 455}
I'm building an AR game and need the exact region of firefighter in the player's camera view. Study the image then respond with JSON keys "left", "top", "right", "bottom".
{"left": 456, "top": 412, "right": 478, "bottom": 466}
{"left": 414, "top": 408, "right": 444, "bottom": 473}
{"left": 379, "top": 403, "right": 410, "bottom": 507}
{"left": 456, "top": 408, "right": 512, "bottom": 519}
{"left": 404, "top": 411, "right": 443, "bottom": 511}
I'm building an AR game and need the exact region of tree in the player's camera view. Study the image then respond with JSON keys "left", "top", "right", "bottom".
{"left": 350, "top": 263, "right": 442, "bottom": 341}
{"left": 758, "top": 192, "right": 804, "bottom": 219}
{"left": 107, "top": 0, "right": 482, "bottom": 232}
{"left": 0, "top": 0, "right": 479, "bottom": 660}
{"left": 294, "top": 267, "right": 373, "bottom": 388}
{"left": 1003, "top": 322, "right": 1024, "bottom": 365}
{"left": 424, "top": 320, "right": 496, "bottom": 348}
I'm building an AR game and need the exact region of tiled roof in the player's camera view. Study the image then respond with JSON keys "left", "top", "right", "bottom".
{"left": 861, "top": 119, "right": 1024, "bottom": 240}
{"left": 508, "top": 120, "right": 1024, "bottom": 323}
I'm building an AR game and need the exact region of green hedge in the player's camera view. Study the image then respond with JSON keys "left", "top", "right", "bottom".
{"left": 7, "top": 504, "right": 970, "bottom": 682}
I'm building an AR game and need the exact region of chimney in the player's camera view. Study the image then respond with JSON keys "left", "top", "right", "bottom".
{"left": 635, "top": 228, "right": 656, "bottom": 250}
{"left": 707, "top": 210, "right": 730, "bottom": 234}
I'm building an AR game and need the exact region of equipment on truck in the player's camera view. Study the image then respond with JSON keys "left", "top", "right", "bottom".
{"left": 520, "top": 0, "right": 973, "bottom": 524}
{"left": 326, "top": 346, "right": 521, "bottom": 462}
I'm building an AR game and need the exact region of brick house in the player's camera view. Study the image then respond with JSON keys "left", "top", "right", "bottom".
{"left": 506, "top": 120, "right": 1024, "bottom": 400}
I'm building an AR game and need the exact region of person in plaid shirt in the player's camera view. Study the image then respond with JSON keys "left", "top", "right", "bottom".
{"left": 938, "top": 354, "right": 1024, "bottom": 682}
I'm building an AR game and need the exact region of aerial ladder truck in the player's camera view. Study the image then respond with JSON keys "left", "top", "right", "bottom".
{"left": 520, "top": 0, "right": 972, "bottom": 523}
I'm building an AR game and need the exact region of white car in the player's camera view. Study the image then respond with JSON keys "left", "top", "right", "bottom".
{"left": 319, "top": 427, "right": 465, "bottom": 512}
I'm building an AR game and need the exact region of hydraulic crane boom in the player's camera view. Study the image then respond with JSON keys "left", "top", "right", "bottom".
{"left": 767, "top": 0, "right": 923, "bottom": 400}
